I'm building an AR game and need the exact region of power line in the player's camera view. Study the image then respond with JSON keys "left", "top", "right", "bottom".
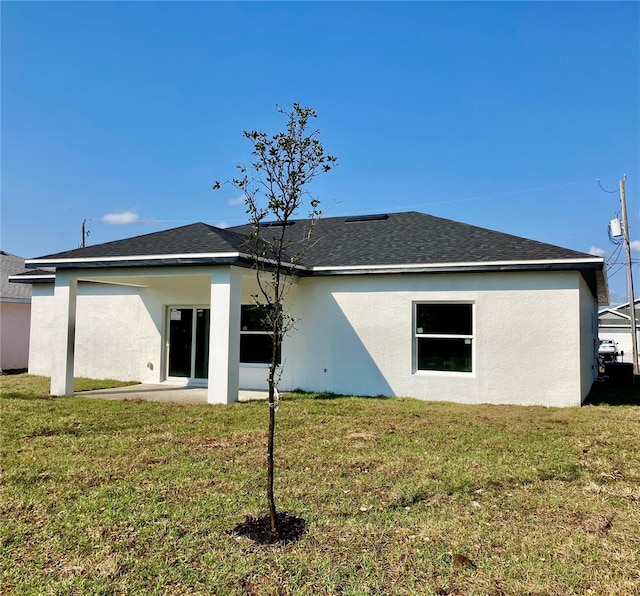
{"left": 597, "top": 178, "right": 619, "bottom": 194}
{"left": 327, "top": 179, "right": 594, "bottom": 216}
{"left": 606, "top": 242, "right": 623, "bottom": 266}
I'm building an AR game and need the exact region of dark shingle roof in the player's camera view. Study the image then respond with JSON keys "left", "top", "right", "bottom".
{"left": 1, "top": 251, "right": 32, "bottom": 300}
{"left": 35, "top": 223, "right": 246, "bottom": 260}
{"left": 29, "top": 212, "right": 597, "bottom": 270}
{"left": 229, "top": 211, "right": 595, "bottom": 268}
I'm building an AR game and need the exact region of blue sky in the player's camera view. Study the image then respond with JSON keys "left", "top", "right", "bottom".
{"left": 2, "top": 1, "right": 638, "bottom": 303}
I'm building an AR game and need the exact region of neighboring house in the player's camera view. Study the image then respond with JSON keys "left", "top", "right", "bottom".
{"left": 1, "top": 251, "right": 32, "bottom": 371}
{"left": 11, "top": 211, "right": 608, "bottom": 407}
{"left": 598, "top": 298, "right": 640, "bottom": 364}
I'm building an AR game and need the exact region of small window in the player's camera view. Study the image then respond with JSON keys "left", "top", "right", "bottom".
{"left": 415, "top": 303, "right": 473, "bottom": 372}
{"left": 240, "top": 305, "right": 281, "bottom": 365}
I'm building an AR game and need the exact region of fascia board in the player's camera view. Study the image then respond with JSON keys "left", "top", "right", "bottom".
{"left": 23, "top": 254, "right": 604, "bottom": 284}
{"left": 8, "top": 274, "right": 55, "bottom": 284}
{"left": 25, "top": 251, "right": 307, "bottom": 272}
{"left": 309, "top": 258, "right": 604, "bottom": 274}
{"left": 25, "top": 252, "right": 244, "bottom": 267}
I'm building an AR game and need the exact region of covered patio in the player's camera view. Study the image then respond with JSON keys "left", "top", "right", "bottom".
{"left": 77, "top": 383, "right": 269, "bottom": 405}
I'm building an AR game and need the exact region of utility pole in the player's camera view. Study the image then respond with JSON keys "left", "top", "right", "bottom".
{"left": 80, "top": 219, "right": 90, "bottom": 248}
{"left": 619, "top": 175, "right": 639, "bottom": 373}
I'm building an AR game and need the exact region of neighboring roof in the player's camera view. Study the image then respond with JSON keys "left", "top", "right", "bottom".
{"left": 23, "top": 211, "right": 607, "bottom": 303}
{"left": 608, "top": 298, "right": 640, "bottom": 309}
{"left": 599, "top": 298, "right": 640, "bottom": 326}
{"left": 598, "top": 309, "right": 629, "bottom": 320}
{"left": 1, "top": 251, "right": 32, "bottom": 301}
{"left": 607, "top": 298, "right": 640, "bottom": 318}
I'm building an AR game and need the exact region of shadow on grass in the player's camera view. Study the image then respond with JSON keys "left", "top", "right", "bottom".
{"left": 0, "top": 392, "right": 54, "bottom": 401}
{"left": 285, "top": 390, "right": 389, "bottom": 401}
{"left": 584, "top": 376, "right": 640, "bottom": 406}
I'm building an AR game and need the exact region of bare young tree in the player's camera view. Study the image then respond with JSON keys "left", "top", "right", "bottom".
{"left": 215, "top": 104, "right": 336, "bottom": 537}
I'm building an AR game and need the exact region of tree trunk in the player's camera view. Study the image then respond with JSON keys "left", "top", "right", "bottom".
{"left": 267, "top": 363, "right": 278, "bottom": 534}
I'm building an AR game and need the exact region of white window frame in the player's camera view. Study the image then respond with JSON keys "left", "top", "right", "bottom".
{"left": 413, "top": 301, "right": 474, "bottom": 374}
{"left": 240, "top": 304, "right": 280, "bottom": 366}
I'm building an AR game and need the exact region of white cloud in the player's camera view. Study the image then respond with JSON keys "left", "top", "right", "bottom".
{"left": 589, "top": 245, "right": 607, "bottom": 257}
{"left": 102, "top": 211, "right": 140, "bottom": 225}
{"left": 215, "top": 221, "right": 229, "bottom": 229}
{"left": 228, "top": 195, "right": 245, "bottom": 206}
{"left": 630, "top": 240, "right": 640, "bottom": 253}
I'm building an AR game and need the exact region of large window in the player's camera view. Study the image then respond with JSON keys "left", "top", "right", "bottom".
{"left": 415, "top": 303, "right": 473, "bottom": 372}
{"left": 240, "top": 305, "right": 281, "bottom": 365}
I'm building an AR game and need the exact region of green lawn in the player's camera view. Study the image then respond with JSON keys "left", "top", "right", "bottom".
{"left": 1, "top": 374, "right": 639, "bottom": 595}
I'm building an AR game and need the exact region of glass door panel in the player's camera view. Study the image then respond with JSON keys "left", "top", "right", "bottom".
{"left": 194, "top": 308, "right": 210, "bottom": 379}
{"left": 168, "top": 308, "right": 193, "bottom": 377}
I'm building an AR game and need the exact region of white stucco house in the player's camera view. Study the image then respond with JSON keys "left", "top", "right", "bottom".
{"left": 598, "top": 298, "right": 639, "bottom": 364}
{"left": 11, "top": 211, "right": 608, "bottom": 407}
{"left": 1, "top": 252, "right": 32, "bottom": 372}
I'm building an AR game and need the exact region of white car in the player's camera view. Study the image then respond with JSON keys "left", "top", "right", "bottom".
{"left": 598, "top": 339, "right": 619, "bottom": 356}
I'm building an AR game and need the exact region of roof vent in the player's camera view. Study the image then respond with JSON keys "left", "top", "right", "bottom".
{"left": 259, "top": 221, "right": 296, "bottom": 228}
{"left": 344, "top": 214, "right": 389, "bottom": 223}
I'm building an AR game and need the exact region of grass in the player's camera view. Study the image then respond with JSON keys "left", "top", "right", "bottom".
{"left": 1, "top": 374, "right": 639, "bottom": 595}
{"left": 0, "top": 372, "right": 137, "bottom": 400}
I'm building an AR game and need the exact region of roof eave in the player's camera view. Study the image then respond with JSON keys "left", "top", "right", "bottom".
{"left": 8, "top": 273, "right": 56, "bottom": 284}
{"left": 310, "top": 258, "right": 609, "bottom": 305}
{"left": 309, "top": 258, "right": 604, "bottom": 275}
{"left": 24, "top": 252, "right": 307, "bottom": 273}
{"left": 25, "top": 252, "right": 246, "bottom": 269}
{"left": 21, "top": 253, "right": 607, "bottom": 303}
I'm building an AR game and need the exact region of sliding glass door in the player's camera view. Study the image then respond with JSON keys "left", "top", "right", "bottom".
{"left": 167, "top": 307, "right": 210, "bottom": 381}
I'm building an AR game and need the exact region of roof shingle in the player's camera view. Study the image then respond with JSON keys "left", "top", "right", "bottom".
{"left": 229, "top": 211, "right": 595, "bottom": 268}
{"left": 35, "top": 223, "right": 246, "bottom": 260}
{"left": 30, "top": 211, "right": 597, "bottom": 269}
{"left": 1, "top": 251, "right": 32, "bottom": 300}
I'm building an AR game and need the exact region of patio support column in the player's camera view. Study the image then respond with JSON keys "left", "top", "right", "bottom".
{"left": 207, "top": 267, "right": 241, "bottom": 404}
{"left": 50, "top": 272, "right": 78, "bottom": 396}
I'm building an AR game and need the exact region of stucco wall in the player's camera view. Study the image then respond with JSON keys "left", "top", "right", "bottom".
{"left": 29, "top": 270, "right": 214, "bottom": 382}
{"left": 29, "top": 268, "right": 282, "bottom": 387}
{"left": 0, "top": 301, "right": 31, "bottom": 370}
{"left": 29, "top": 281, "right": 161, "bottom": 381}
{"left": 29, "top": 267, "right": 595, "bottom": 406}
{"left": 74, "top": 285, "right": 161, "bottom": 382}
{"left": 29, "top": 284, "right": 55, "bottom": 376}
{"left": 283, "top": 270, "right": 588, "bottom": 407}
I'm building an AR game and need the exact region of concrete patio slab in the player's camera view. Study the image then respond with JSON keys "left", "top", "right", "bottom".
{"left": 76, "top": 384, "right": 268, "bottom": 404}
